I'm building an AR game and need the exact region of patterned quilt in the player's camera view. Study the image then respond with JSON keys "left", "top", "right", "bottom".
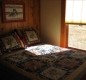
{"left": 0, "top": 44, "right": 86, "bottom": 80}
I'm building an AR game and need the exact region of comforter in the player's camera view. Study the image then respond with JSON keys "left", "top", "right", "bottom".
{"left": 0, "top": 44, "right": 86, "bottom": 80}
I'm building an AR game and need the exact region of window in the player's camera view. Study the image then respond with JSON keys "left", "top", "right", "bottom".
{"left": 64, "top": 0, "right": 86, "bottom": 50}
{"left": 68, "top": 24, "right": 86, "bottom": 50}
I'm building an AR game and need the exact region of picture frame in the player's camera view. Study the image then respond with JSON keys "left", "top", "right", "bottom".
{"left": 2, "top": 3, "right": 25, "bottom": 22}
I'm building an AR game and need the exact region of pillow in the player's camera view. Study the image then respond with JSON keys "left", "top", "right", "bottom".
{"left": 24, "top": 30, "right": 40, "bottom": 46}
{"left": 14, "top": 29, "right": 40, "bottom": 46}
{"left": 14, "top": 29, "right": 28, "bottom": 47}
{"left": 0, "top": 31, "right": 25, "bottom": 53}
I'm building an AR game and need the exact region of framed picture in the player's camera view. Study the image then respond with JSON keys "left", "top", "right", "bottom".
{"left": 2, "top": 3, "right": 25, "bottom": 22}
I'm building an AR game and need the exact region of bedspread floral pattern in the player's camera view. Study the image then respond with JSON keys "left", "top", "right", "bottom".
{"left": 2, "top": 49, "right": 86, "bottom": 80}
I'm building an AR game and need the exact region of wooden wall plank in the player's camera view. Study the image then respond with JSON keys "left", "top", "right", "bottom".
{"left": 0, "top": 0, "right": 40, "bottom": 34}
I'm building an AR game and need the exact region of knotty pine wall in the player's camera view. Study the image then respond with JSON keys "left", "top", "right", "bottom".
{"left": 0, "top": 0, "right": 40, "bottom": 35}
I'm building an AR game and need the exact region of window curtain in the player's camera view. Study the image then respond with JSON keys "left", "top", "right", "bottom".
{"left": 65, "top": 0, "right": 86, "bottom": 24}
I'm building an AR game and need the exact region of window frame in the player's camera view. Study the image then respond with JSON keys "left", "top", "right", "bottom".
{"left": 60, "top": 0, "right": 86, "bottom": 51}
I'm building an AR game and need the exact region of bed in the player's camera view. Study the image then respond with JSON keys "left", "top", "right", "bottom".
{"left": 0, "top": 44, "right": 86, "bottom": 80}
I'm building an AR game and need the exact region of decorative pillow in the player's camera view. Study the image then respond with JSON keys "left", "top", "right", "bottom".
{"left": 24, "top": 30, "right": 40, "bottom": 45}
{"left": 14, "top": 29, "right": 40, "bottom": 47}
{"left": 14, "top": 29, "right": 27, "bottom": 47}
{"left": 25, "top": 30, "right": 39, "bottom": 43}
{"left": 0, "top": 31, "right": 25, "bottom": 53}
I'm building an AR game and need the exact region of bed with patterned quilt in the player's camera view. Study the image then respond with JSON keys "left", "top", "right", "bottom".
{"left": 0, "top": 44, "right": 86, "bottom": 80}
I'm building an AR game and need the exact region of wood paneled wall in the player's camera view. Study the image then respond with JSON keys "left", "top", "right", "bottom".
{"left": 0, "top": 0, "right": 40, "bottom": 35}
